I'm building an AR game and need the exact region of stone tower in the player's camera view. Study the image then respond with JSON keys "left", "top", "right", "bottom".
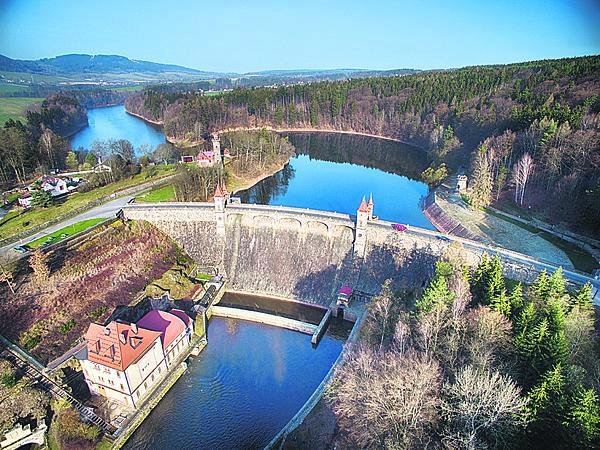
{"left": 354, "top": 196, "right": 370, "bottom": 256}
{"left": 213, "top": 182, "right": 228, "bottom": 236}
{"left": 211, "top": 133, "right": 222, "bottom": 164}
{"left": 367, "top": 193, "right": 374, "bottom": 220}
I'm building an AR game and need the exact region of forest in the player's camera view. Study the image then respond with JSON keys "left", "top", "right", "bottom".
{"left": 329, "top": 245, "right": 599, "bottom": 449}
{"left": 125, "top": 56, "right": 600, "bottom": 234}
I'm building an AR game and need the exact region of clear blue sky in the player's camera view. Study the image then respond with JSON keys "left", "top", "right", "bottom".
{"left": 1, "top": 0, "right": 598, "bottom": 72}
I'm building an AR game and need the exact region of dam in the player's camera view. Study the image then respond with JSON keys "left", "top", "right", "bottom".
{"left": 121, "top": 198, "right": 600, "bottom": 305}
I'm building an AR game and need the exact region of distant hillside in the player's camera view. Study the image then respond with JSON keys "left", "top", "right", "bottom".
{"left": 0, "top": 54, "right": 418, "bottom": 87}
{"left": 0, "top": 54, "right": 224, "bottom": 83}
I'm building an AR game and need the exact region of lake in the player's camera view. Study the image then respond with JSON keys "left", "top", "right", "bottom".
{"left": 70, "top": 105, "right": 165, "bottom": 152}
{"left": 239, "top": 132, "right": 434, "bottom": 229}
{"left": 123, "top": 317, "right": 343, "bottom": 449}
{"left": 73, "top": 107, "right": 433, "bottom": 227}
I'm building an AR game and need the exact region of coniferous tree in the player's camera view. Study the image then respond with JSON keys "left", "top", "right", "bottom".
{"left": 416, "top": 261, "right": 455, "bottom": 313}
{"left": 568, "top": 388, "right": 600, "bottom": 447}
{"left": 572, "top": 283, "right": 593, "bottom": 310}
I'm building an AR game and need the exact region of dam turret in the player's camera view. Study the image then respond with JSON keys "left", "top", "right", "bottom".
{"left": 354, "top": 196, "right": 370, "bottom": 256}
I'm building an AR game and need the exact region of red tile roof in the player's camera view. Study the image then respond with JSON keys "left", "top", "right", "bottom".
{"left": 214, "top": 182, "right": 228, "bottom": 198}
{"left": 86, "top": 322, "right": 161, "bottom": 371}
{"left": 137, "top": 310, "right": 188, "bottom": 350}
{"left": 214, "top": 183, "right": 225, "bottom": 198}
{"left": 358, "top": 197, "right": 369, "bottom": 212}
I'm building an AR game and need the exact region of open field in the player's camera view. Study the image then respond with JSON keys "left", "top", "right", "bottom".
{"left": 0, "top": 82, "right": 31, "bottom": 94}
{"left": 0, "top": 97, "right": 44, "bottom": 125}
{"left": 135, "top": 184, "right": 176, "bottom": 202}
{"left": 26, "top": 218, "right": 107, "bottom": 249}
{"left": 0, "top": 165, "right": 176, "bottom": 242}
{"left": 0, "top": 221, "right": 185, "bottom": 363}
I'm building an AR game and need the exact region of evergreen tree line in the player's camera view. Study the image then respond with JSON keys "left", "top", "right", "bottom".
{"left": 330, "top": 246, "right": 599, "bottom": 449}
{"left": 125, "top": 55, "right": 600, "bottom": 232}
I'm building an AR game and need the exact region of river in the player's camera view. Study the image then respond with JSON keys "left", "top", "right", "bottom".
{"left": 123, "top": 316, "right": 344, "bottom": 449}
{"left": 70, "top": 105, "right": 165, "bottom": 152}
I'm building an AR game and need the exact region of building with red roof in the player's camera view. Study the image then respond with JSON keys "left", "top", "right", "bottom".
{"left": 81, "top": 309, "right": 193, "bottom": 408}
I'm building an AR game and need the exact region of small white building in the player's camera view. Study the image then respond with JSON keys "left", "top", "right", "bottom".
{"left": 38, "top": 176, "right": 68, "bottom": 197}
{"left": 81, "top": 309, "right": 193, "bottom": 408}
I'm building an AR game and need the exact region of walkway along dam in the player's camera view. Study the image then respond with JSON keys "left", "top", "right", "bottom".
{"left": 122, "top": 199, "right": 600, "bottom": 306}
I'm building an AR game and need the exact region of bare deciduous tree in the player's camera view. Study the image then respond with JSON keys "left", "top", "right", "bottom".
{"left": 441, "top": 365, "right": 527, "bottom": 449}
{"left": 512, "top": 153, "right": 534, "bottom": 206}
{"left": 330, "top": 348, "right": 442, "bottom": 449}
{"left": 29, "top": 250, "right": 49, "bottom": 284}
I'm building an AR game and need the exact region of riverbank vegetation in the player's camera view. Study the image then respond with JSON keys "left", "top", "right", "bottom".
{"left": 221, "top": 129, "right": 295, "bottom": 191}
{"left": 329, "top": 246, "right": 599, "bottom": 449}
{"left": 0, "top": 221, "right": 183, "bottom": 363}
{"left": 126, "top": 56, "right": 600, "bottom": 235}
{"left": 167, "top": 129, "right": 295, "bottom": 201}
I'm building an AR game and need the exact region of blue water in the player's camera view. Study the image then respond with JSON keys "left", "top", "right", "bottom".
{"left": 69, "top": 105, "right": 165, "bottom": 153}
{"left": 123, "top": 317, "right": 343, "bottom": 449}
{"left": 240, "top": 133, "right": 434, "bottom": 229}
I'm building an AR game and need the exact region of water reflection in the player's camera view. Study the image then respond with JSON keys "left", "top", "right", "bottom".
{"left": 239, "top": 132, "right": 434, "bottom": 229}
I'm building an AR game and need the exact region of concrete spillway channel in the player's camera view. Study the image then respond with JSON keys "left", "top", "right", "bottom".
{"left": 311, "top": 309, "right": 333, "bottom": 346}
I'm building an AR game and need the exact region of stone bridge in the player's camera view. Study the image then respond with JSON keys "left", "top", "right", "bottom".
{"left": 122, "top": 202, "right": 600, "bottom": 306}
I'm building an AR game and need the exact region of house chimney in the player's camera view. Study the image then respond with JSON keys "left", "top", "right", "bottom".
{"left": 119, "top": 332, "right": 127, "bottom": 344}
{"left": 131, "top": 323, "right": 138, "bottom": 334}
{"left": 104, "top": 326, "right": 111, "bottom": 336}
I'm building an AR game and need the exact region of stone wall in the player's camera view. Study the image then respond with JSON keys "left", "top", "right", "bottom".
{"left": 123, "top": 204, "right": 597, "bottom": 307}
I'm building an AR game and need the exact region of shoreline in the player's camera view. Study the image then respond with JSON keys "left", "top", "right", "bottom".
{"left": 123, "top": 106, "right": 423, "bottom": 150}
{"left": 124, "top": 108, "right": 165, "bottom": 125}
{"left": 228, "top": 159, "right": 289, "bottom": 196}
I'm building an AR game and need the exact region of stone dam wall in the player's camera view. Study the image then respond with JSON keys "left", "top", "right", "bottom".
{"left": 122, "top": 203, "right": 598, "bottom": 307}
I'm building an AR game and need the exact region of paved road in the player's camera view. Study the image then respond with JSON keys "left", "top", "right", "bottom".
{"left": 0, "top": 195, "right": 132, "bottom": 259}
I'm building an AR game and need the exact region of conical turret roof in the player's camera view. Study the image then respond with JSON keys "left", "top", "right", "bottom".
{"left": 358, "top": 196, "right": 369, "bottom": 212}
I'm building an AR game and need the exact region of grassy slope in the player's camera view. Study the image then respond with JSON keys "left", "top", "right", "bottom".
{"left": 485, "top": 208, "right": 599, "bottom": 273}
{"left": 0, "top": 165, "right": 176, "bottom": 241}
{"left": 0, "top": 221, "right": 184, "bottom": 363}
{"left": 0, "top": 97, "right": 44, "bottom": 125}
{"left": 26, "top": 218, "right": 107, "bottom": 249}
{"left": 135, "top": 184, "right": 176, "bottom": 202}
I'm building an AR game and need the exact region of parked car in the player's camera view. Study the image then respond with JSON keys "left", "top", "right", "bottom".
{"left": 436, "top": 235, "right": 451, "bottom": 242}
{"left": 392, "top": 223, "right": 408, "bottom": 232}
{"left": 13, "top": 245, "right": 28, "bottom": 254}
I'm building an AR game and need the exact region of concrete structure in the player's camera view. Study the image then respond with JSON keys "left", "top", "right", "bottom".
{"left": 122, "top": 197, "right": 600, "bottom": 306}
{"left": 457, "top": 175, "right": 468, "bottom": 192}
{"left": 354, "top": 196, "right": 371, "bottom": 256}
{"left": 81, "top": 309, "right": 192, "bottom": 408}
{"left": 1, "top": 422, "right": 47, "bottom": 450}
{"left": 213, "top": 182, "right": 229, "bottom": 236}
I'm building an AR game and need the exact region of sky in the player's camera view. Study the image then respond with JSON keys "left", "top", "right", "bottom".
{"left": 0, "top": 0, "right": 599, "bottom": 73}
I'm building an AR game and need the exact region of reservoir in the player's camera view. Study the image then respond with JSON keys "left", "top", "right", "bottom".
{"left": 68, "top": 107, "right": 433, "bottom": 447}
{"left": 71, "top": 106, "right": 433, "bottom": 227}
{"left": 70, "top": 105, "right": 165, "bottom": 152}
{"left": 239, "top": 132, "right": 433, "bottom": 228}
{"left": 123, "top": 316, "right": 344, "bottom": 449}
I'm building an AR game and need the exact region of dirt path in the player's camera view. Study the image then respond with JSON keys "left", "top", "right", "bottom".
{"left": 432, "top": 174, "right": 573, "bottom": 268}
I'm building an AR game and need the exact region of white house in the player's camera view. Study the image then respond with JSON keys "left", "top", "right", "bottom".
{"left": 38, "top": 176, "right": 68, "bottom": 197}
{"left": 81, "top": 309, "right": 193, "bottom": 408}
